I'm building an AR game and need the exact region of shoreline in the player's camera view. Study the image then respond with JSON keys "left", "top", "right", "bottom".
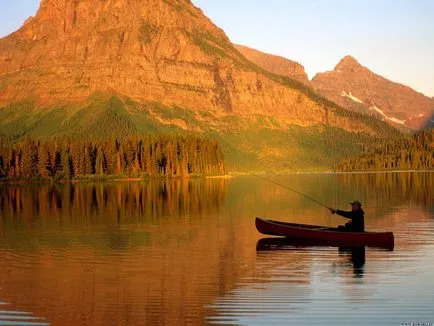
{"left": 229, "top": 169, "right": 434, "bottom": 176}
{"left": 1, "top": 170, "right": 432, "bottom": 185}
{"left": 0, "top": 174, "right": 234, "bottom": 185}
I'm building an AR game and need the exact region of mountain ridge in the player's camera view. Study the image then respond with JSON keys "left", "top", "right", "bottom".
{"left": 312, "top": 56, "right": 434, "bottom": 130}
{"left": 0, "top": 0, "right": 404, "bottom": 171}
{"left": 223, "top": 46, "right": 434, "bottom": 131}
{"left": 234, "top": 44, "right": 310, "bottom": 86}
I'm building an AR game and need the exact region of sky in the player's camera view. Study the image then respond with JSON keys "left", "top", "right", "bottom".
{"left": 0, "top": 0, "right": 433, "bottom": 97}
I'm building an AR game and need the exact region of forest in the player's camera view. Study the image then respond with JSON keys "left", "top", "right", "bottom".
{"left": 335, "top": 129, "right": 434, "bottom": 171}
{"left": 0, "top": 135, "right": 226, "bottom": 180}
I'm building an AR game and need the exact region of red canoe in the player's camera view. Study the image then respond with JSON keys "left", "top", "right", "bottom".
{"left": 255, "top": 217, "right": 394, "bottom": 249}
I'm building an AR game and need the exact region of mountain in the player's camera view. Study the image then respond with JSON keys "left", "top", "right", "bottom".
{"left": 311, "top": 56, "right": 434, "bottom": 131}
{"left": 234, "top": 45, "right": 310, "bottom": 85}
{"left": 0, "top": 0, "right": 401, "bottom": 171}
{"left": 0, "top": 0, "right": 314, "bottom": 113}
{"left": 0, "top": 0, "right": 237, "bottom": 107}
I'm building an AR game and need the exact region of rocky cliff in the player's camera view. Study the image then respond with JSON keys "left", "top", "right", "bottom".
{"left": 312, "top": 56, "right": 434, "bottom": 130}
{"left": 0, "top": 0, "right": 371, "bottom": 126}
{"left": 1, "top": 0, "right": 233, "bottom": 107}
{"left": 0, "top": 0, "right": 315, "bottom": 121}
{"left": 234, "top": 44, "right": 310, "bottom": 85}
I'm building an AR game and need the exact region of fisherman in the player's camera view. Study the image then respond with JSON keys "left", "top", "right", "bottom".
{"left": 329, "top": 200, "right": 365, "bottom": 232}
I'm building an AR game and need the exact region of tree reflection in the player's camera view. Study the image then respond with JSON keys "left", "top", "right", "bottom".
{"left": 339, "top": 172, "right": 433, "bottom": 208}
{"left": 0, "top": 178, "right": 228, "bottom": 229}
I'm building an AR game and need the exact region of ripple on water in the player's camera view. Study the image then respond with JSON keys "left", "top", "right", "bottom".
{"left": 1, "top": 176, "right": 433, "bottom": 326}
{"left": 206, "top": 232, "right": 434, "bottom": 326}
{"left": 0, "top": 307, "right": 49, "bottom": 326}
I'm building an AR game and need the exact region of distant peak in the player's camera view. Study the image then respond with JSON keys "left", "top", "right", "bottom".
{"left": 335, "top": 55, "right": 361, "bottom": 70}
{"left": 340, "top": 55, "right": 360, "bottom": 64}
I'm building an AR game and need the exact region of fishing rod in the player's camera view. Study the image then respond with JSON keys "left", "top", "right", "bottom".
{"left": 249, "top": 172, "right": 331, "bottom": 210}
{"left": 210, "top": 134, "right": 332, "bottom": 210}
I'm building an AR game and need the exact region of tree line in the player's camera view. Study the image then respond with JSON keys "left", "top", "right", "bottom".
{"left": 335, "top": 129, "right": 434, "bottom": 171}
{"left": 0, "top": 135, "right": 226, "bottom": 180}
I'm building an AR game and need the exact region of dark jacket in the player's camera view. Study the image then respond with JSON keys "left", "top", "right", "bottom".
{"left": 336, "top": 208, "right": 365, "bottom": 232}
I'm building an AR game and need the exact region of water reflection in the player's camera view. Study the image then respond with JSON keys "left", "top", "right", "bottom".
{"left": 225, "top": 172, "right": 433, "bottom": 233}
{"left": 0, "top": 178, "right": 228, "bottom": 230}
{"left": 256, "top": 237, "right": 367, "bottom": 278}
{"left": 338, "top": 247, "right": 365, "bottom": 278}
{"left": 339, "top": 172, "right": 434, "bottom": 207}
{"left": 338, "top": 172, "right": 434, "bottom": 220}
{"left": 0, "top": 173, "right": 433, "bottom": 326}
{"left": 0, "top": 303, "right": 49, "bottom": 326}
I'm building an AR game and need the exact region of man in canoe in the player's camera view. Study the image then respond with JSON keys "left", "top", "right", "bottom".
{"left": 329, "top": 200, "right": 365, "bottom": 232}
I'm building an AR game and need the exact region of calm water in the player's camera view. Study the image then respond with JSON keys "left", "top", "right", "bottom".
{"left": 0, "top": 172, "right": 433, "bottom": 326}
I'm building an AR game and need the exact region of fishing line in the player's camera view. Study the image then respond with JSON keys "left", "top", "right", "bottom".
{"left": 249, "top": 173, "right": 330, "bottom": 209}
{"left": 211, "top": 134, "right": 331, "bottom": 210}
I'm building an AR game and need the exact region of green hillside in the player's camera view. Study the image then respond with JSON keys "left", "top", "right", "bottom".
{"left": 0, "top": 94, "right": 403, "bottom": 172}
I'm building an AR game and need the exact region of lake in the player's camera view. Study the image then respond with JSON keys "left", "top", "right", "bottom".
{"left": 0, "top": 172, "right": 433, "bottom": 326}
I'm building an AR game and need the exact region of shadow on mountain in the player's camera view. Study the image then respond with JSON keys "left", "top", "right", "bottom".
{"left": 420, "top": 112, "right": 434, "bottom": 130}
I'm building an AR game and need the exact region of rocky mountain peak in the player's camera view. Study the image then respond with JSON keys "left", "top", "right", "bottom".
{"left": 334, "top": 55, "right": 363, "bottom": 71}
{"left": 15, "top": 0, "right": 225, "bottom": 40}
{"left": 0, "top": 0, "right": 238, "bottom": 106}
{"left": 312, "top": 55, "right": 434, "bottom": 130}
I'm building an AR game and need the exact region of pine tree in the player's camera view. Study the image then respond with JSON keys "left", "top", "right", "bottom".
{"left": 82, "top": 145, "right": 92, "bottom": 175}
{"left": 20, "top": 138, "right": 37, "bottom": 178}
{"left": 0, "top": 134, "right": 228, "bottom": 179}
{"left": 37, "top": 142, "right": 50, "bottom": 178}
{"left": 95, "top": 147, "right": 106, "bottom": 175}
{"left": 61, "top": 149, "right": 72, "bottom": 179}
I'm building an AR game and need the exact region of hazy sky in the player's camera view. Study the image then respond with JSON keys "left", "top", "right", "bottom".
{"left": 1, "top": 0, "right": 433, "bottom": 97}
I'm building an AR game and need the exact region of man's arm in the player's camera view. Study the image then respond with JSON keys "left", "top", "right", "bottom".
{"left": 335, "top": 210, "right": 354, "bottom": 219}
{"left": 329, "top": 208, "right": 353, "bottom": 219}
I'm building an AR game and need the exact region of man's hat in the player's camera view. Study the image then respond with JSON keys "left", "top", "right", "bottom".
{"left": 350, "top": 200, "right": 362, "bottom": 206}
